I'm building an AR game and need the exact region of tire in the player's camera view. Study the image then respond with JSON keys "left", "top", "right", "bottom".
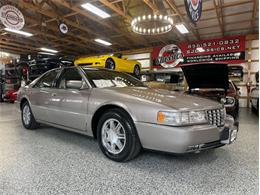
{"left": 97, "top": 108, "right": 141, "bottom": 162}
{"left": 105, "top": 58, "right": 115, "bottom": 70}
{"left": 252, "top": 100, "right": 259, "bottom": 115}
{"left": 21, "top": 101, "right": 39, "bottom": 130}
{"left": 133, "top": 65, "right": 140, "bottom": 78}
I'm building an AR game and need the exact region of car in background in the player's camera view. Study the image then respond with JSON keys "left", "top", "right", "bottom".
{"left": 251, "top": 71, "right": 259, "bottom": 114}
{"left": 74, "top": 53, "right": 142, "bottom": 77}
{"left": 3, "top": 89, "right": 17, "bottom": 103}
{"left": 181, "top": 63, "right": 240, "bottom": 119}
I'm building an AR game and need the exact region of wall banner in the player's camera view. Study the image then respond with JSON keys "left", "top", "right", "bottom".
{"left": 151, "top": 35, "right": 246, "bottom": 69}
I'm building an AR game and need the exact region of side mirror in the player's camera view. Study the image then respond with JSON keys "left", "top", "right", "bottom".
{"left": 66, "top": 80, "right": 84, "bottom": 90}
{"left": 42, "top": 82, "right": 51, "bottom": 88}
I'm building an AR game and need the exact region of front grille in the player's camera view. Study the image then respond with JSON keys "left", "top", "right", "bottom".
{"left": 206, "top": 108, "right": 226, "bottom": 127}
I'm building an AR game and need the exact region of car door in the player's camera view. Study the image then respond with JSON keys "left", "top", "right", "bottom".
{"left": 29, "top": 69, "right": 61, "bottom": 122}
{"left": 47, "top": 67, "right": 90, "bottom": 131}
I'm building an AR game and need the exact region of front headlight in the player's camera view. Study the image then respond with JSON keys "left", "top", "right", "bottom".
{"left": 225, "top": 97, "right": 235, "bottom": 105}
{"left": 157, "top": 110, "right": 207, "bottom": 126}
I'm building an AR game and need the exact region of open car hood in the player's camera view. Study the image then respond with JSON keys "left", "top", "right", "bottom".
{"left": 181, "top": 63, "right": 229, "bottom": 90}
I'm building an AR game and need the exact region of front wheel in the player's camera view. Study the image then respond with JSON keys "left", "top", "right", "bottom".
{"left": 105, "top": 58, "right": 115, "bottom": 70}
{"left": 21, "top": 101, "right": 39, "bottom": 130}
{"left": 97, "top": 109, "right": 141, "bottom": 162}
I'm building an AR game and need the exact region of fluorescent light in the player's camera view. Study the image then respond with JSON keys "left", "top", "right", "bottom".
{"left": 94, "top": 39, "right": 112, "bottom": 46}
{"left": 38, "top": 52, "right": 56, "bottom": 56}
{"left": 81, "top": 3, "right": 111, "bottom": 19}
{"left": 196, "top": 47, "right": 205, "bottom": 52}
{"left": 4, "top": 28, "right": 33, "bottom": 37}
{"left": 175, "top": 24, "right": 189, "bottom": 34}
{"left": 40, "top": 48, "right": 58, "bottom": 53}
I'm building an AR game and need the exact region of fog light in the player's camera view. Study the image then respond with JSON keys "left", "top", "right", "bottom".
{"left": 230, "top": 129, "right": 237, "bottom": 142}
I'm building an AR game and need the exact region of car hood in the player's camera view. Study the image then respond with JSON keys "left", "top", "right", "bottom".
{"left": 181, "top": 63, "right": 229, "bottom": 90}
{"left": 103, "top": 87, "right": 222, "bottom": 110}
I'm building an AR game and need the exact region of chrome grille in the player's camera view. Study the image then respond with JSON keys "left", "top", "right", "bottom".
{"left": 206, "top": 108, "right": 226, "bottom": 127}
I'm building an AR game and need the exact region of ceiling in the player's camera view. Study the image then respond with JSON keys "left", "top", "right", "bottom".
{"left": 0, "top": 0, "right": 259, "bottom": 58}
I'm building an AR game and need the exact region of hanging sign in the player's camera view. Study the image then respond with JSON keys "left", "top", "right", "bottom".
{"left": 59, "top": 22, "right": 68, "bottom": 34}
{"left": 0, "top": 5, "right": 25, "bottom": 30}
{"left": 152, "top": 35, "right": 246, "bottom": 69}
{"left": 184, "top": 0, "right": 202, "bottom": 23}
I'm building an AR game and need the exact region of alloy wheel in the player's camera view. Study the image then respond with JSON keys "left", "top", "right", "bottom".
{"left": 101, "top": 119, "right": 126, "bottom": 154}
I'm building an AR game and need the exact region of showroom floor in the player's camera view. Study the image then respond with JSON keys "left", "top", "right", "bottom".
{"left": 0, "top": 103, "right": 258, "bottom": 195}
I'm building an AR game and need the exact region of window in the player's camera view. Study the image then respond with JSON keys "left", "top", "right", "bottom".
{"left": 34, "top": 69, "right": 60, "bottom": 88}
{"left": 56, "top": 68, "right": 86, "bottom": 89}
{"left": 84, "top": 69, "right": 145, "bottom": 88}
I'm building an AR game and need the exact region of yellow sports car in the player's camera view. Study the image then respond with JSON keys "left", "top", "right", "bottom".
{"left": 74, "top": 53, "right": 142, "bottom": 77}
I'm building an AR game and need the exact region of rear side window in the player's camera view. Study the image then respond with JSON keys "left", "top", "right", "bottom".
{"left": 34, "top": 69, "right": 60, "bottom": 88}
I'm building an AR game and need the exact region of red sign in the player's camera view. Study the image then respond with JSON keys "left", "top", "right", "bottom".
{"left": 152, "top": 35, "right": 246, "bottom": 69}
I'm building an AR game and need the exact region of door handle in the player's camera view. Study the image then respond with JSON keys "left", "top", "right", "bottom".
{"left": 51, "top": 93, "right": 57, "bottom": 97}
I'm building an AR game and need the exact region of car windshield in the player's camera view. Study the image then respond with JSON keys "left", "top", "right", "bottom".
{"left": 83, "top": 69, "right": 145, "bottom": 88}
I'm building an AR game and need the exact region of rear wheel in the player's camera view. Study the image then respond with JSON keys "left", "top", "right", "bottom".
{"left": 105, "top": 58, "right": 115, "bottom": 70}
{"left": 97, "top": 108, "right": 141, "bottom": 162}
{"left": 21, "top": 101, "right": 39, "bottom": 130}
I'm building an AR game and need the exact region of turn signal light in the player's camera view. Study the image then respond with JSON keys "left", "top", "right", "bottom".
{"left": 157, "top": 112, "right": 165, "bottom": 122}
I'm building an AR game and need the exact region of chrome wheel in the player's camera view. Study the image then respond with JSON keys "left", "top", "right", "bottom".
{"left": 101, "top": 119, "right": 126, "bottom": 154}
{"left": 22, "top": 104, "right": 31, "bottom": 125}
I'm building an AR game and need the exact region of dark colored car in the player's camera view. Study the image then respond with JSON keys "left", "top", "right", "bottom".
{"left": 181, "top": 63, "right": 240, "bottom": 119}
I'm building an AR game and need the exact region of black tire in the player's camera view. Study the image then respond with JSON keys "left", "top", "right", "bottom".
{"left": 97, "top": 108, "right": 141, "bottom": 162}
{"left": 133, "top": 65, "right": 140, "bottom": 78}
{"left": 21, "top": 101, "right": 39, "bottom": 130}
{"left": 105, "top": 58, "right": 115, "bottom": 70}
{"left": 252, "top": 100, "right": 259, "bottom": 115}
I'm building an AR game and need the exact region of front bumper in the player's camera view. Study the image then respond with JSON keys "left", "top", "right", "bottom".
{"left": 135, "top": 115, "right": 238, "bottom": 153}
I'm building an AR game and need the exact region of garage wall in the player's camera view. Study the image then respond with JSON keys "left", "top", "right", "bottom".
{"left": 238, "top": 39, "right": 259, "bottom": 107}
{"left": 124, "top": 53, "right": 151, "bottom": 69}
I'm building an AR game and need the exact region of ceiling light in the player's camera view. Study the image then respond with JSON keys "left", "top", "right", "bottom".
{"left": 38, "top": 52, "right": 56, "bottom": 56}
{"left": 40, "top": 48, "right": 58, "bottom": 53}
{"left": 196, "top": 47, "right": 205, "bottom": 52}
{"left": 175, "top": 24, "right": 189, "bottom": 34}
{"left": 4, "top": 28, "right": 33, "bottom": 37}
{"left": 94, "top": 39, "right": 112, "bottom": 46}
{"left": 131, "top": 14, "right": 173, "bottom": 35}
{"left": 81, "top": 3, "right": 111, "bottom": 19}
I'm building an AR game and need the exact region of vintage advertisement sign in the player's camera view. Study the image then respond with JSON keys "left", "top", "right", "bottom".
{"left": 0, "top": 5, "right": 25, "bottom": 30}
{"left": 185, "top": 0, "right": 202, "bottom": 23}
{"left": 152, "top": 35, "right": 246, "bottom": 69}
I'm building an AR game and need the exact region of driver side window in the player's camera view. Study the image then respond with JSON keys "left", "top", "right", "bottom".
{"left": 57, "top": 68, "right": 87, "bottom": 90}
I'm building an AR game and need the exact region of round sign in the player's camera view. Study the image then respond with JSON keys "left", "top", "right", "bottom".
{"left": 59, "top": 23, "right": 68, "bottom": 34}
{"left": 185, "top": 0, "right": 202, "bottom": 23}
{"left": 0, "top": 5, "right": 25, "bottom": 30}
{"left": 157, "top": 44, "right": 184, "bottom": 68}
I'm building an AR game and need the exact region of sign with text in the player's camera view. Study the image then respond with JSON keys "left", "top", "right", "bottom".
{"left": 152, "top": 35, "right": 246, "bottom": 69}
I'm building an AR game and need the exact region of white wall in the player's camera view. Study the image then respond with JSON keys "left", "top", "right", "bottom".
{"left": 124, "top": 53, "right": 151, "bottom": 69}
